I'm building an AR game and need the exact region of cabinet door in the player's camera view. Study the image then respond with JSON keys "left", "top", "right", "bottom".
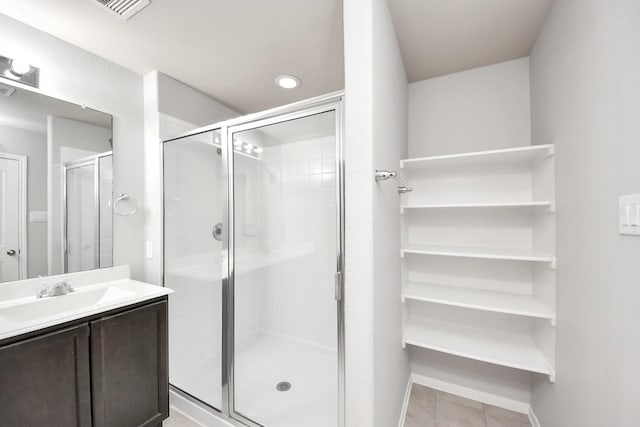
{"left": 0, "top": 324, "right": 92, "bottom": 427}
{"left": 91, "top": 300, "right": 169, "bottom": 427}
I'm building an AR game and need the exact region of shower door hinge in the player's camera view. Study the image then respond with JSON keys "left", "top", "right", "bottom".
{"left": 335, "top": 271, "right": 343, "bottom": 301}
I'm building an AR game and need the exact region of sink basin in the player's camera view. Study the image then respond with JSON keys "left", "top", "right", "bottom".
{"left": 0, "top": 286, "right": 136, "bottom": 324}
{"left": 0, "top": 275, "right": 173, "bottom": 341}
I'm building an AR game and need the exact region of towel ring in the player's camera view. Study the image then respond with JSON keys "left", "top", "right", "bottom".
{"left": 113, "top": 193, "right": 139, "bottom": 216}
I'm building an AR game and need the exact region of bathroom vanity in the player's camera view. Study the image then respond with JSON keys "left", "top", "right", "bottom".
{"left": 0, "top": 266, "right": 172, "bottom": 427}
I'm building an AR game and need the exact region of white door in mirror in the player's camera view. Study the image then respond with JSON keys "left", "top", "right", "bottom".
{"left": 0, "top": 157, "right": 21, "bottom": 281}
{"left": 619, "top": 194, "right": 640, "bottom": 235}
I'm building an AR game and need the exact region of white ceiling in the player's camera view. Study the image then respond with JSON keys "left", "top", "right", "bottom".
{"left": 0, "top": 0, "right": 344, "bottom": 114}
{"left": 387, "top": 0, "right": 555, "bottom": 82}
{"left": 0, "top": 0, "right": 555, "bottom": 113}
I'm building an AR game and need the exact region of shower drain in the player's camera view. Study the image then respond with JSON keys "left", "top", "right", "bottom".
{"left": 276, "top": 381, "right": 291, "bottom": 392}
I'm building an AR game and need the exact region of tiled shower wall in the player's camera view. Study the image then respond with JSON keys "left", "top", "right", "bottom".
{"left": 257, "top": 136, "right": 338, "bottom": 351}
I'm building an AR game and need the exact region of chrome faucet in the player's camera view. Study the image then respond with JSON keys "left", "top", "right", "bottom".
{"left": 37, "top": 281, "right": 74, "bottom": 298}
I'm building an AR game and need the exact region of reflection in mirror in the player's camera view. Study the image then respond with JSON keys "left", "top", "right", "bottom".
{"left": 0, "top": 82, "right": 113, "bottom": 282}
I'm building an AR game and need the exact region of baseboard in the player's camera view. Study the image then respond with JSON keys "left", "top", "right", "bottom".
{"left": 397, "top": 377, "right": 413, "bottom": 427}
{"left": 529, "top": 406, "right": 542, "bottom": 427}
{"left": 169, "top": 388, "right": 233, "bottom": 427}
{"left": 411, "top": 373, "right": 530, "bottom": 415}
{"left": 168, "top": 406, "right": 203, "bottom": 426}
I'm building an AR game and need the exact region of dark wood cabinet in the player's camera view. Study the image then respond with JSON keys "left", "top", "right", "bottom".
{"left": 91, "top": 300, "right": 168, "bottom": 427}
{"left": 0, "top": 323, "right": 92, "bottom": 427}
{"left": 0, "top": 298, "right": 168, "bottom": 427}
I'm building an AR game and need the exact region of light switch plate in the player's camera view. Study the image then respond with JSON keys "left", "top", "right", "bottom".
{"left": 619, "top": 194, "right": 640, "bottom": 235}
{"left": 29, "top": 211, "right": 48, "bottom": 222}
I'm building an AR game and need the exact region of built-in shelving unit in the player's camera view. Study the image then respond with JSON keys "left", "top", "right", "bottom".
{"left": 400, "top": 144, "right": 554, "bottom": 170}
{"left": 402, "top": 282, "right": 554, "bottom": 321}
{"left": 403, "top": 318, "right": 555, "bottom": 378}
{"left": 400, "top": 144, "right": 556, "bottom": 381}
{"left": 401, "top": 244, "right": 556, "bottom": 265}
{"left": 401, "top": 201, "right": 554, "bottom": 212}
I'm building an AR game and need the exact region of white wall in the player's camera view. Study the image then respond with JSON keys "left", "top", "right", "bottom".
{"left": 0, "top": 124, "right": 47, "bottom": 277}
{"left": 529, "top": 0, "right": 640, "bottom": 425}
{"left": 344, "top": 0, "right": 410, "bottom": 425}
{"left": 144, "top": 71, "right": 238, "bottom": 285}
{"left": 370, "top": 2, "right": 411, "bottom": 427}
{"left": 0, "top": 13, "right": 145, "bottom": 279}
{"left": 408, "top": 58, "right": 531, "bottom": 158}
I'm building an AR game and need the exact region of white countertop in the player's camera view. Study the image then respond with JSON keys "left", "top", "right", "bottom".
{"left": 0, "top": 266, "right": 173, "bottom": 341}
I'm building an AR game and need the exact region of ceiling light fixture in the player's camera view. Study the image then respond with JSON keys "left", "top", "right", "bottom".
{"left": 275, "top": 75, "right": 301, "bottom": 89}
{"left": 0, "top": 55, "right": 39, "bottom": 88}
{"left": 9, "top": 59, "right": 31, "bottom": 76}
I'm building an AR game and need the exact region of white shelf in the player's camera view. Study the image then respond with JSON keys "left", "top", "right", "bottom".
{"left": 403, "top": 282, "right": 554, "bottom": 320}
{"left": 403, "top": 318, "right": 554, "bottom": 377}
{"left": 401, "top": 144, "right": 554, "bottom": 170}
{"left": 401, "top": 201, "right": 554, "bottom": 212}
{"left": 402, "top": 244, "right": 555, "bottom": 264}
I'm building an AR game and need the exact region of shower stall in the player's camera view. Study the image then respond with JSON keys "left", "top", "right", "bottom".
{"left": 63, "top": 151, "right": 113, "bottom": 273}
{"left": 163, "top": 94, "right": 344, "bottom": 427}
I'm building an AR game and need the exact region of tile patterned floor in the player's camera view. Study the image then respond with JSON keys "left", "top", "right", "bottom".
{"left": 404, "top": 384, "right": 532, "bottom": 427}
{"left": 164, "top": 384, "right": 531, "bottom": 427}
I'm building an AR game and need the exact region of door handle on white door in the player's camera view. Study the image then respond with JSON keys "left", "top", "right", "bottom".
{"left": 6, "top": 249, "right": 16, "bottom": 256}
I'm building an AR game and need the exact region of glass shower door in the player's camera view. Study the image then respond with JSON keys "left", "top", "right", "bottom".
{"left": 65, "top": 162, "right": 97, "bottom": 273}
{"left": 163, "top": 129, "right": 226, "bottom": 410}
{"left": 230, "top": 110, "right": 341, "bottom": 427}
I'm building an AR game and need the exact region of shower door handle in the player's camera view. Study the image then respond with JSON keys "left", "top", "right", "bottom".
{"left": 334, "top": 271, "right": 343, "bottom": 301}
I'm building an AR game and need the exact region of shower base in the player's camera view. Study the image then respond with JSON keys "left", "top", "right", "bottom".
{"left": 171, "top": 332, "right": 338, "bottom": 427}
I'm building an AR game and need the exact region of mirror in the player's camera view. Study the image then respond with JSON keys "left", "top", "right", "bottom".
{"left": 0, "top": 82, "right": 113, "bottom": 282}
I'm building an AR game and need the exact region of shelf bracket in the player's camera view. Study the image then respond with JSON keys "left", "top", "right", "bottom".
{"left": 548, "top": 368, "right": 556, "bottom": 383}
{"left": 548, "top": 202, "right": 556, "bottom": 213}
{"left": 549, "top": 258, "right": 557, "bottom": 270}
{"left": 547, "top": 146, "right": 555, "bottom": 157}
{"left": 550, "top": 316, "right": 557, "bottom": 327}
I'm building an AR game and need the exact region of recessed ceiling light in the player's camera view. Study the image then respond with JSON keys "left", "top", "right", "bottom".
{"left": 275, "top": 75, "right": 301, "bottom": 89}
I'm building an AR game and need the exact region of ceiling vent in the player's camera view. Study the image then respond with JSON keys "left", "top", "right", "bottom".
{"left": 0, "top": 83, "right": 16, "bottom": 97}
{"left": 95, "top": 0, "right": 151, "bottom": 20}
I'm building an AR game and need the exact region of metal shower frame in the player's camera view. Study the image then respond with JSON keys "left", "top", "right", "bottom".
{"left": 62, "top": 151, "right": 113, "bottom": 273}
{"left": 162, "top": 91, "right": 345, "bottom": 427}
